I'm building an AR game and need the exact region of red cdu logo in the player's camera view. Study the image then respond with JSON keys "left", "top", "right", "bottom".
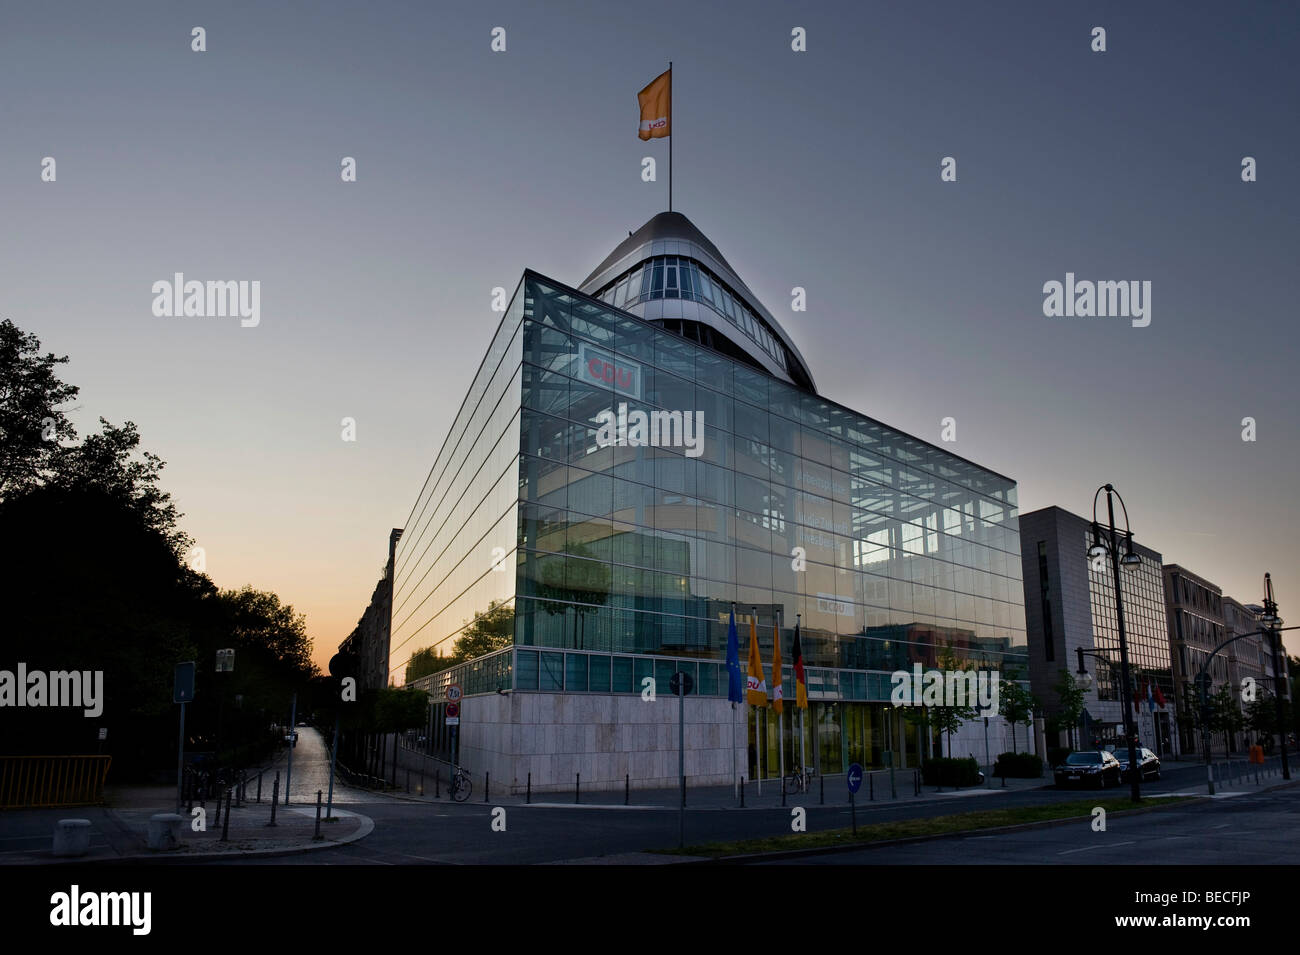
{"left": 577, "top": 343, "right": 642, "bottom": 398}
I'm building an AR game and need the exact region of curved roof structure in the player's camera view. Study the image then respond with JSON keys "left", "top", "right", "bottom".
{"left": 579, "top": 211, "right": 816, "bottom": 392}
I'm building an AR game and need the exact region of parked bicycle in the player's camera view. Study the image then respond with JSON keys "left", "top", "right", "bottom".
{"left": 784, "top": 764, "right": 816, "bottom": 794}
{"left": 449, "top": 766, "right": 472, "bottom": 802}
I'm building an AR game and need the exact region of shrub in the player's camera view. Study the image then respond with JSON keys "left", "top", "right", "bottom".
{"left": 993, "top": 751, "right": 1044, "bottom": 778}
{"left": 922, "top": 756, "right": 982, "bottom": 787}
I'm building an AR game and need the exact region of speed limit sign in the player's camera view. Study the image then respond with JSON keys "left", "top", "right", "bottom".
{"left": 447, "top": 683, "right": 463, "bottom": 703}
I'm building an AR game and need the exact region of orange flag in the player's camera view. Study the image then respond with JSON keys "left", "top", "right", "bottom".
{"left": 771, "top": 621, "right": 784, "bottom": 715}
{"left": 637, "top": 68, "right": 671, "bottom": 140}
{"left": 746, "top": 611, "right": 767, "bottom": 706}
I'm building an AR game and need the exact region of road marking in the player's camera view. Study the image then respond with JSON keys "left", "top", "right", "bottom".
{"left": 1213, "top": 823, "right": 1231, "bottom": 829}
{"left": 1058, "top": 840, "right": 1136, "bottom": 856}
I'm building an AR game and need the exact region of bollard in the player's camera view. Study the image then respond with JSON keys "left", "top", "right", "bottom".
{"left": 740, "top": 776, "right": 745, "bottom": 808}
{"left": 436, "top": 768, "right": 441, "bottom": 799}
{"left": 870, "top": 772, "right": 874, "bottom": 801}
{"left": 213, "top": 784, "right": 222, "bottom": 827}
{"left": 220, "top": 788, "right": 232, "bottom": 842}
{"left": 419, "top": 767, "right": 425, "bottom": 796}
{"left": 819, "top": 773, "right": 824, "bottom": 805}
{"left": 256, "top": 771, "right": 263, "bottom": 803}
{"left": 575, "top": 773, "right": 580, "bottom": 804}
{"left": 237, "top": 773, "right": 245, "bottom": 808}
{"left": 781, "top": 776, "right": 786, "bottom": 807}
{"left": 268, "top": 772, "right": 280, "bottom": 827}
{"left": 484, "top": 772, "right": 490, "bottom": 803}
{"left": 625, "top": 773, "right": 629, "bottom": 806}
{"left": 314, "top": 790, "right": 323, "bottom": 840}
{"left": 527, "top": 772, "right": 531, "bottom": 804}
{"left": 406, "top": 768, "right": 410, "bottom": 793}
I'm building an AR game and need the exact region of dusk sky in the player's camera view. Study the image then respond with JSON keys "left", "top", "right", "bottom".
{"left": 2, "top": 0, "right": 1296, "bottom": 669}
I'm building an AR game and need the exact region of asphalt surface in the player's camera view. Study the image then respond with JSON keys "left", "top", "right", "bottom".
{"left": 764, "top": 785, "right": 1300, "bottom": 865}
{"left": 207, "top": 750, "right": 1275, "bottom": 865}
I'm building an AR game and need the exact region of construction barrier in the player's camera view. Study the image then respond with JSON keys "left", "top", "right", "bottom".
{"left": 0, "top": 755, "right": 112, "bottom": 809}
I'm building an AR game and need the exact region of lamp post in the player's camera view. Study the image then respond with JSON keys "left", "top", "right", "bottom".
{"left": 1261, "top": 573, "right": 1290, "bottom": 780}
{"left": 1086, "top": 484, "right": 1143, "bottom": 804}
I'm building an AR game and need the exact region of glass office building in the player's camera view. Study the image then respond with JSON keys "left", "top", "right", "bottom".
{"left": 392, "top": 212, "right": 1027, "bottom": 792}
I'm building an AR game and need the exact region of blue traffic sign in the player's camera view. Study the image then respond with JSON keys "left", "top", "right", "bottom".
{"left": 846, "top": 762, "right": 864, "bottom": 794}
{"left": 174, "top": 661, "right": 195, "bottom": 703}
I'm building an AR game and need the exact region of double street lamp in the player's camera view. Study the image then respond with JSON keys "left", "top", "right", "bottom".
{"left": 1080, "top": 484, "right": 1144, "bottom": 804}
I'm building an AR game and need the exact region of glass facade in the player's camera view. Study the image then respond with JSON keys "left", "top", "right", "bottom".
{"left": 393, "top": 272, "right": 1029, "bottom": 774}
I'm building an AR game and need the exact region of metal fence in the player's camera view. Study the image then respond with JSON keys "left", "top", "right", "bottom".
{"left": 0, "top": 755, "right": 112, "bottom": 809}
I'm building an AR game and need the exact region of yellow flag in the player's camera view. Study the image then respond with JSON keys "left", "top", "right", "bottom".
{"left": 637, "top": 68, "right": 671, "bottom": 140}
{"left": 746, "top": 612, "right": 767, "bottom": 706}
{"left": 771, "top": 621, "right": 783, "bottom": 715}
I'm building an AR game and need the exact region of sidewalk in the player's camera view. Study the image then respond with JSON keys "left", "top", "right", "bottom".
{"left": 0, "top": 729, "right": 374, "bottom": 865}
{"left": 364, "top": 761, "right": 1050, "bottom": 811}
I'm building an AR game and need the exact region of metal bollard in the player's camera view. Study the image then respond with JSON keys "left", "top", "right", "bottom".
{"left": 406, "top": 769, "right": 410, "bottom": 793}
{"left": 220, "top": 788, "right": 232, "bottom": 842}
{"left": 527, "top": 772, "right": 531, "bottom": 804}
{"left": 419, "top": 767, "right": 425, "bottom": 796}
{"left": 869, "top": 772, "right": 874, "bottom": 801}
{"left": 314, "top": 790, "right": 323, "bottom": 841}
{"left": 625, "top": 773, "right": 629, "bottom": 806}
{"left": 436, "top": 768, "right": 441, "bottom": 799}
{"left": 268, "top": 772, "right": 280, "bottom": 827}
{"left": 213, "top": 784, "right": 222, "bottom": 827}
{"left": 256, "top": 771, "right": 263, "bottom": 803}
{"left": 781, "top": 776, "right": 786, "bottom": 807}
{"left": 819, "top": 773, "right": 824, "bottom": 805}
{"left": 485, "top": 772, "right": 490, "bottom": 803}
{"left": 575, "top": 773, "right": 580, "bottom": 804}
{"left": 740, "top": 776, "right": 745, "bottom": 808}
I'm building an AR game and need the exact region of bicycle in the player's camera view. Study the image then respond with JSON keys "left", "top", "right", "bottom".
{"left": 784, "top": 764, "right": 816, "bottom": 795}
{"left": 449, "top": 766, "right": 473, "bottom": 802}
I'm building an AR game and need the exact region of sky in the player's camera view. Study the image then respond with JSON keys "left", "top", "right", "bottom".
{"left": 2, "top": 0, "right": 1297, "bottom": 668}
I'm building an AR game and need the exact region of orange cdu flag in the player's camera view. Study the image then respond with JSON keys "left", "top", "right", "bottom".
{"left": 746, "top": 611, "right": 767, "bottom": 706}
{"left": 637, "top": 68, "right": 671, "bottom": 140}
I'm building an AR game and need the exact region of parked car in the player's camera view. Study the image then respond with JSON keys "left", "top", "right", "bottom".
{"left": 1054, "top": 750, "right": 1121, "bottom": 789}
{"left": 1115, "top": 747, "right": 1161, "bottom": 781}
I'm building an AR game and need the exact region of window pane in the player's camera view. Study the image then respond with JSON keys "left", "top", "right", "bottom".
{"left": 516, "top": 650, "right": 539, "bottom": 690}
{"left": 612, "top": 656, "right": 634, "bottom": 692}
{"left": 589, "top": 655, "right": 611, "bottom": 692}
{"left": 566, "top": 653, "right": 589, "bottom": 691}
{"left": 540, "top": 651, "right": 564, "bottom": 690}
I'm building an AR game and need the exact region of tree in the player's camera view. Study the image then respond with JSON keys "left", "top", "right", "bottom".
{"left": 405, "top": 645, "right": 454, "bottom": 683}
{"left": 999, "top": 669, "right": 1036, "bottom": 753}
{"left": 0, "top": 318, "right": 79, "bottom": 497}
{"left": 1049, "top": 669, "right": 1087, "bottom": 749}
{"left": 450, "top": 600, "right": 515, "bottom": 663}
{"left": 374, "top": 687, "right": 429, "bottom": 733}
{"left": 536, "top": 542, "right": 610, "bottom": 649}
{"left": 1206, "top": 683, "right": 1243, "bottom": 758}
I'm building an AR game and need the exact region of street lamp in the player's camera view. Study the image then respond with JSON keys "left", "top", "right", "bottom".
{"left": 1087, "top": 484, "right": 1143, "bottom": 803}
{"left": 1262, "top": 573, "right": 1290, "bottom": 780}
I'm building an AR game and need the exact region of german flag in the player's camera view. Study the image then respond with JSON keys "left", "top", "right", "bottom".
{"left": 791, "top": 615, "right": 808, "bottom": 709}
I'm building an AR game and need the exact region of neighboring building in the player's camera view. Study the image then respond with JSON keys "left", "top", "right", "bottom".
{"left": 1223, "top": 596, "right": 1266, "bottom": 751}
{"left": 388, "top": 211, "right": 1029, "bottom": 792}
{"left": 340, "top": 528, "right": 403, "bottom": 691}
{"left": 1018, "top": 506, "right": 1175, "bottom": 757}
{"left": 1163, "top": 564, "right": 1228, "bottom": 756}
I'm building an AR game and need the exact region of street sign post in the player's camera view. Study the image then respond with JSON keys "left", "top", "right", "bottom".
{"left": 446, "top": 701, "right": 460, "bottom": 726}
{"left": 847, "top": 761, "right": 863, "bottom": 835}
{"left": 173, "top": 662, "right": 195, "bottom": 814}
{"left": 671, "top": 670, "right": 694, "bottom": 848}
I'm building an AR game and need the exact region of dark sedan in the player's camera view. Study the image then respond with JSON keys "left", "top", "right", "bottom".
{"left": 1054, "top": 750, "right": 1122, "bottom": 789}
{"left": 1116, "top": 747, "right": 1161, "bottom": 781}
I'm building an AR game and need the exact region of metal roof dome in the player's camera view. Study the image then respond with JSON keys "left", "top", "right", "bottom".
{"left": 579, "top": 211, "right": 816, "bottom": 392}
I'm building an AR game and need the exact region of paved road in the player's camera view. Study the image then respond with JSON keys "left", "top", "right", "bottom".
{"left": 208, "top": 758, "right": 1276, "bottom": 865}
{"left": 272, "top": 725, "right": 367, "bottom": 805}
{"left": 765, "top": 785, "right": 1300, "bottom": 865}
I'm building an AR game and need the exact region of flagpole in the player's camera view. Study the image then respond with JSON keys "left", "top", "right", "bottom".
{"left": 797, "top": 614, "right": 807, "bottom": 775}
{"left": 754, "top": 607, "right": 762, "bottom": 796}
{"left": 667, "top": 60, "right": 672, "bottom": 212}
{"left": 778, "top": 611, "right": 785, "bottom": 786}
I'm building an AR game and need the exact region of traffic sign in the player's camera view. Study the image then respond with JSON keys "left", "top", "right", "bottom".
{"left": 446, "top": 702, "right": 460, "bottom": 718}
{"left": 447, "top": 683, "right": 463, "bottom": 703}
{"left": 173, "top": 661, "right": 195, "bottom": 703}
{"left": 847, "top": 762, "right": 864, "bottom": 794}
{"left": 445, "top": 716, "right": 460, "bottom": 726}
{"left": 668, "top": 671, "right": 694, "bottom": 696}
{"left": 98, "top": 728, "right": 108, "bottom": 741}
